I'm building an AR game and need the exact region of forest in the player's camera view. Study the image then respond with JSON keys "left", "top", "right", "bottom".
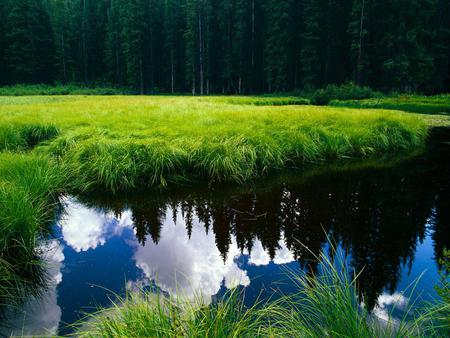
{"left": 0, "top": 0, "right": 449, "bottom": 94}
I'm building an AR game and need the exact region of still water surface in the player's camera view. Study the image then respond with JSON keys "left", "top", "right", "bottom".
{"left": 2, "top": 129, "right": 449, "bottom": 336}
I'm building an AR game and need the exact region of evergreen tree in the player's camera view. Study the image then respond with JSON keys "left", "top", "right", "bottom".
{"left": 263, "top": 0, "right": 291, "bottom": 92}
{"left": 349, "top": 0, "right": 370, "bottom": 85}
{"left": 0, "top": 0, "right": 10, "bottom": 85}
{"left": 105, "top": 0, "right": 123, "bottom": 85}
{"left": 5, "top": 0, "right": 55, "bottom": 83}
{"left": 50, "top": 0, "right": 73, "bottom": 83}
{"left": 300, "top": 0, "right": 320, "bottom": 88}
{"left": 0, "top": 0, "right": 448, "bottom": 92}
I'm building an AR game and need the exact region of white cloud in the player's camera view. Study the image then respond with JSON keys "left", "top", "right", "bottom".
{"left": 372, "top": 292, "right": 409, "bottom": 323}
{"left": 0, "top": 240, "right": 64, "bottom": 337}
{"left": 248, "top": 236, "right": 295, "bottom": 266}
{"left": 132, "top": 209, "right": 250, "bottom": 303}
{"left": 58, "top": 197, "right": 133, "bottom": 252}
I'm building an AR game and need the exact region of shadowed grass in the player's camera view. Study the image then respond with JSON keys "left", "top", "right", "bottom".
{"left": 0, "top": 84, "right": 133, "bottom": 96}
{"left": 330, "top": 95, "right": 450, "bottom": 115}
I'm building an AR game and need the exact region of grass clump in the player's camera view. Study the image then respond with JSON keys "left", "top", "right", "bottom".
{"left": 0, "top": 153, "right": 65, "bottom": 307}
{"left": 330, "top": 94, "right": 450, "bottom": 115}
{"left": 78, "top": 289, "right": 269, "bottom": 338}
{"left": 221, "top": 96, "right": 310, "bottom": 106}
{"left": 76, "top": 244, "right": 450, "bottom": 338}
{"left": 0, "top": 123, "right": 59, "bottom": 151}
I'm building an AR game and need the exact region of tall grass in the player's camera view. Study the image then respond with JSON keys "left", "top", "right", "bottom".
{"left": 0, "top": 96, "right": 430, "bottom": 191}
{"left": 0, "top": 153, "right": 65, "bottom": 307}
{"left": 77, "top": 288, "right": 271, "bottom": 338}
{"left": 76, "top": 243, "right": 450, "bottom": 337}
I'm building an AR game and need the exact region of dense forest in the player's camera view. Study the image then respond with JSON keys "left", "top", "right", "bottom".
{"left": 0, "top": 0, "right": 449, "bottom": 94}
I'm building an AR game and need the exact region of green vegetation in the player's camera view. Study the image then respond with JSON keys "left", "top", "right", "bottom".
{"left": 77, "top": 247, "right": 450, "bottom": 337}
{"left": 307, "top": 83, "right": 381, "bottom": 105}
{"left": 0, "top": 84, "right": 133, "bottom": 96}
{"left": 0, "top": 0, "right": 449, "bottom": 94}
{"left": 331, "top": 95, "right": 450, "bottom": 115}
{"left": 0, "top": 153, "right": 63, "bottom": 306}
{"left": 0, "top": 96, "right": 429, "bottom": 191}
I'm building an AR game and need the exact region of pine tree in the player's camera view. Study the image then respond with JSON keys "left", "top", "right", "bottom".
{"left": 0, "top": 0, "right": 9, "bottom": 85}
{"left": 300, "top": 0, "right": 320, "bottom": 88}
{"left": 50, "top": 0, "right": 73, "bottom": 83}
{"left": 263, "top": 0, "right": 291, "bottom": 92}
{"left": 5, "top": 0, "right": 55, "bottom": 83}
{"left": 349, "top": 0, "right": 369, "bottom": 85}
{"left": 105, "top": 0, "right": 123, "bottom": 85}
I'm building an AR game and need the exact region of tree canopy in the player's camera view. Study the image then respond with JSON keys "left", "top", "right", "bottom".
{"left": 0, "top": 0, "right": 449, "bottom": 93}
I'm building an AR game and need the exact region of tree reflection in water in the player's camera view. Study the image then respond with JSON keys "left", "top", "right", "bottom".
{"left": 78, "top": 128, "right": 450, "bottom": 311}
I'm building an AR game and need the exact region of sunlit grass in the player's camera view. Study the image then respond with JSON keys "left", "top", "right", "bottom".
{"left": 0, "top": 95, "right": 430, "bottom": 191}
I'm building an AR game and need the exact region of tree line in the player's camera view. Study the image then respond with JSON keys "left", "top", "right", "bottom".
{"left": 0, "top": 0, "right": 449, "bottom": 94}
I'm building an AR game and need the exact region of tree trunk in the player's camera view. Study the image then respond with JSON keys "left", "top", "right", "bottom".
{"left": 82, "top": 0, "right": 88, "bottom": 83}
{"left": 356, "top": 0, "right": 366, "bottom": 85}
{"left": 198, "top": 7, "right": 204, "bottom": 95}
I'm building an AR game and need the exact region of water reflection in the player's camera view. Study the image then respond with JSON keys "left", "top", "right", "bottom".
{"left": 0, "top": 241, "right": 64, "bottom": 336}
{"left": 74, "top": 128, "right": 449, "bottom": 310}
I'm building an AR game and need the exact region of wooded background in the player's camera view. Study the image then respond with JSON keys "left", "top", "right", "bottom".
{"left": 0, "top": 0, "right": 449, "bottom": 94}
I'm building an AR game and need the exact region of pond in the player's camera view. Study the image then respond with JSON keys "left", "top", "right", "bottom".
{"left": 1, "top": 128, "right": 449, "bottom": 336}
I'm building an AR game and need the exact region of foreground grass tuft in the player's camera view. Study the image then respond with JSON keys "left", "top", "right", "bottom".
{"left": 76, "top": 244, "right": 450, "bottom": 338}
{"left": 78, "top": 288, "right": 271, "bottom": 338}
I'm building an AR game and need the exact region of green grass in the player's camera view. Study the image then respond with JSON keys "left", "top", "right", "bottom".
{"left": 0, "top": 153, "right": 64, "bottom": 307}
{"left": 330, "top": 94, "right": 450, "bottom": 115}
{"left": 76, "top": 245, "right": 450, "bottom": 338}
{"left": 0, "top": 95, "right": 430, "bottom": 191}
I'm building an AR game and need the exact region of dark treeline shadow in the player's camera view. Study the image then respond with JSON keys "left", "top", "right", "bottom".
{"left": 76, "top": 128, "right": 450, "bottom": 311}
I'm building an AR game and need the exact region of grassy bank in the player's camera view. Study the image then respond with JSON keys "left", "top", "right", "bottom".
{"left": 330, "top": 95, "right": 450, "bottom": 115}
{"left": 0, "top": 96, "right": 429, "bottom": 191}
{"left": 0, "top": 153, "right": 64, "bottom": 307}
{"left": 77, "top": 247, "right": 449, "bottom": 337}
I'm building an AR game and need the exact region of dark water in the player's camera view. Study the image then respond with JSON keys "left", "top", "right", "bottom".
{"left": 1, "top": 128, "right": 449, "bottom": 336}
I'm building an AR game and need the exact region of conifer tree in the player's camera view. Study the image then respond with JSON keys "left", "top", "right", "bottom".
{"left": 300, "top": 0, "right": 320, "bottom": 88}
{"left": 5, "top": 0, "right": 55, "bottom": 83}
